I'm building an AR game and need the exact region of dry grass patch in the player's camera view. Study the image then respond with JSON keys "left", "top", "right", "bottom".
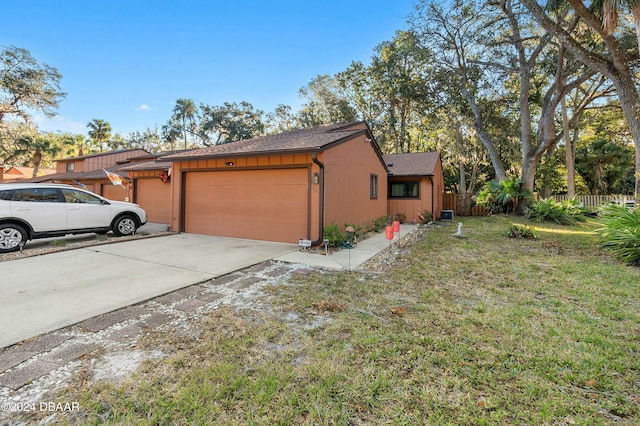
{"left": 32, "top": 217, "right": 640, "bottom": 425}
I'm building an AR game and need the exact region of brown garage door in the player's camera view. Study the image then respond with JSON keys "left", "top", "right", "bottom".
{"left": 136, "top": 178, "right": 171, "bottom": 223}
{"left": 101, "top": 183, "right": 128, "bottom": 201}
{"left": 184, "top": 168, "right": 309, "bottom": 243}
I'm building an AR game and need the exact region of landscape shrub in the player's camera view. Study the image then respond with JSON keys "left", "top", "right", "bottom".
{"left": 420, "top": 210, "right": 433, "bottom": 223}
{"left": 373, "top": 216, "right": 390, "bottom": 232}
{"left": 507, "top": 223, "right": 538, "bottom": 239}
{"left": 323, "top": 223, "right": 345, "bottom": 247}
{"left": 596, "top": 204, "right": 640, "bottom": 265}
{"left": 474, "top": 178, "right": 532, "bottom": 214}
{"left": 525, "top": 197, "right": 588, "bottom": 226}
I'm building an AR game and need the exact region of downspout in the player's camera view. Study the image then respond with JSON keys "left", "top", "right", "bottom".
{"left": 428, "top": 176, "right": 435, "bottom": 219}
{"left": 311, "top": 153, "right": 325, "bottom": 245}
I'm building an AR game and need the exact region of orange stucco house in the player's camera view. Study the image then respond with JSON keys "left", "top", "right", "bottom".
{"left": 161, "top": 121, "right": 390, "bottom": 244}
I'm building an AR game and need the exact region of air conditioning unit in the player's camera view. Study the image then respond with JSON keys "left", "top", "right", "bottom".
{"left": 441, "top": 210, "right": 454, "bottom": 220}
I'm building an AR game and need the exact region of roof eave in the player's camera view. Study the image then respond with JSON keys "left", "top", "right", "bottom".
{"left": 165, "top": 146, "right": 325, "bottom": 162}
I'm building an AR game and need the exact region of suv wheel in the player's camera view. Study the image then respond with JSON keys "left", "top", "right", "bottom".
{"left": 113, "top": 215, "right": 137, "bottom": 236}
{"left": 0, "top": 224, "right": 28, "bottom": 253}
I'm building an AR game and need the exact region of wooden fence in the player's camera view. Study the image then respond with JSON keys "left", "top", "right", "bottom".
{"left": 442, "top": 193, "right": 489, "bottom": 217}
{"left": 442, "top": 192, "right": 637, "bottom": 217}
{"left": 551, "top": 194, "right": 637, "bottom": 210}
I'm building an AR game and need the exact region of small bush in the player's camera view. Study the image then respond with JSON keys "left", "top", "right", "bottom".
{"left": 323, "top": 223, "right": 345, "bottom": 247}
{"left": 394, "top": 213, "right": 406, "bottom": 224}
{"left": 420, "top": 210, "right": 433, "bottom": 223}
{"left": 507, "top": 223, "right": 538, "bottom": 239}
{"left": 373, "top": 216, "right": 390, "bottom": 232}
{"left": 596, "top": 204, "right": 640, "bottom": 265}
{"left": 525, "top": 197, "right": 588, "bottom": 226}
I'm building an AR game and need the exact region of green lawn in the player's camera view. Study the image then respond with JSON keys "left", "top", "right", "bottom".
{"left": 54, "top": 216, "right": 640, "bottom": 425}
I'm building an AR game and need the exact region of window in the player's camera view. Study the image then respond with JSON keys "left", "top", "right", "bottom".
{"left": 14, "top": 188, "right": 62, "bottom": 202}
{"left": 370, "top": 174, "right": 378, "bottom": 199}
{"left": 0, "top": 189, "right": 14, "bottom": 201}
{"left": 61, "top": 189, "right": 103, "bottom": 204}
{"left": 389, "top": 182, "right": 420, "bottom": 199}
{"left": 66, "top": 163, "right": 75, "bottom": 172}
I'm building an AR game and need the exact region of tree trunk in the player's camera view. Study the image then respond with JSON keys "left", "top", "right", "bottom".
{"left": 561, "top": 97, "right": 576, "bottom": 197}
{"left": 540, "top": 144, "right": 557, "bottom": 198}
{"left": 459, "top": 86, "right": 507, "bottom": 181}
{"left": 614, "top": 73, "right": 640, "bottom": 199}
{"left": 455, "top": 123, "right": 467, "bottom": 193}
{"left": 32, "top": 150, "right": 42, "bottom": 177}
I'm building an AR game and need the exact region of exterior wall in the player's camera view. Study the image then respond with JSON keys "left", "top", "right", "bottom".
{"left": 83, "top": 149, "right": 148, "bottom": 171}
{"left": 387, "top": 177, "right": 433, "bottom": 223}
{"left": 56, "top": 149, "right": 148, "bottom": 173}
{"left": 169, "top": 153, "right": 322, "bottom": 241}
{"left": 323, "top": 134, "right": 388, "bottom": 231}
{"left": 57, "top": 159, "right": 84, "bottom": 173}
{"left": 432, "top": 158, "right": 444, "bottom": 218}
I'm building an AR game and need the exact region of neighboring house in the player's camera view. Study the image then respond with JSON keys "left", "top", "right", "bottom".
{"left": 162, "top": 122, "right": 390, "bottom": 244}
{"left": 20, "top": 149, "right": 149, "bottom": 201}
{"left": 384, "top": 152, "right": 444, "bottom": 223}
{"left": 1, "top": 166, "right": 56, "bottom": 182}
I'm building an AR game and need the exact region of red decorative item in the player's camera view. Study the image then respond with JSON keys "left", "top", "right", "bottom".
{"left": 393, "top": 220, "right": 400, "bottom": 233}
{"left": 385, "top": 225, "right": 394, "bottom": 240}
{"left": 158, "top": 170, "right": 170, "bottom": 182}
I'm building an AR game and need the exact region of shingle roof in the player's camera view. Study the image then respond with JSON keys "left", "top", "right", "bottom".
{"left": 118, "top": 149, "right": 194, "bottom": 171}
{"left": 163, "top": 122, "right": 369, "bottom": 161}
{"left": 18, "top": 166, "right": 125, "bottom": 183}
{"left": 383, "top": 152, "right": 440, "bottom": 177}
{"left": 118, "top": 160, "right": 172, "bottom": 172}
{"left": 126, "top": 149, "right": 192, "bottom": 161}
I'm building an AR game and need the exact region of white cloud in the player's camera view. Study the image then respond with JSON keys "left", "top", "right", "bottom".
{"left": 136, "top": 104, "right": 156, "bottom": 111}
{"left": 34, "top": 114, "right": 86, "bottom": 134}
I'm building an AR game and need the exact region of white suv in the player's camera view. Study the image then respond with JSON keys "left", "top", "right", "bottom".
{"left": 0, "top": 183, "right": 147, "bottom": 253}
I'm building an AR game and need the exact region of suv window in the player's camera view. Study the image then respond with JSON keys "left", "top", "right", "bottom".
{"left": 14, "top": 188, "right": 63, "bottom": 202}
{"left": 61, "top": 189, "right": 103, "bottom": 204}
{"left": 0, "top": 189, "right": 14, "bottom": 201}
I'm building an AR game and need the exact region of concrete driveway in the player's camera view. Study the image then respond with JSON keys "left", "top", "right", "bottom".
{"left": 0, "top": 234, "right": 298, "bottom": 348}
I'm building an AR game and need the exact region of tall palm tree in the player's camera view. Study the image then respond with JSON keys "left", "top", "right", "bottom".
{"left": 172, "top": 99, "right": 196, "bottom": 149}
{"left": 86, "top": 118, "right": 112, "bottom": 152}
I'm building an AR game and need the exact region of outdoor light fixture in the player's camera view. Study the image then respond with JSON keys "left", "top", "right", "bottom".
{"left": 224, "top": 161, "right": 234, "bottom": 167}
{"left": 312, "top": 172, "right": 319, "bottom": 184}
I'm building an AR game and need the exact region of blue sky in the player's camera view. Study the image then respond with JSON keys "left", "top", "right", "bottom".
{"left": 1, "top": 1, "right": 414, "bottom": 137}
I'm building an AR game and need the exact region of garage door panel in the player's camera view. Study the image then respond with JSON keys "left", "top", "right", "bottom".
{"left": 136, "top": 178, "right": 171, "bottom": 223}
{"left": 184, "top": 168, "right": 308, "bottom": 243}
